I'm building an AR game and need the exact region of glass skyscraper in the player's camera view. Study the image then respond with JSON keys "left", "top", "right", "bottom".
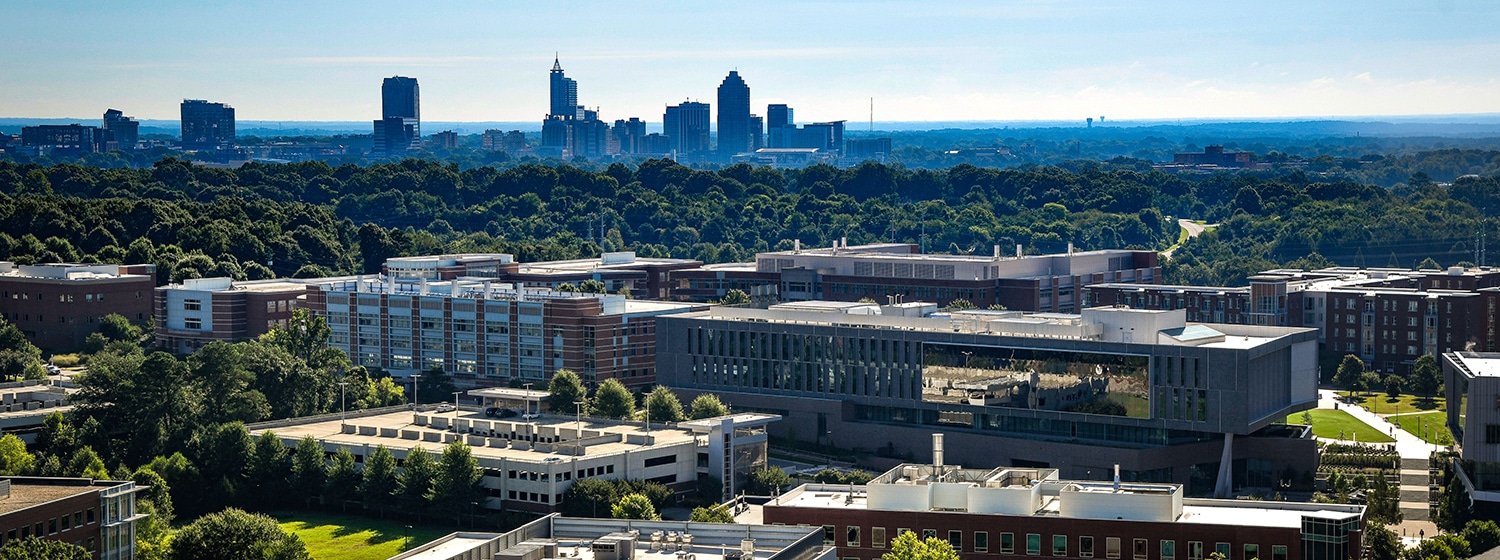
{"left": 716, "top": 71, "right": 751, "bottom": 157}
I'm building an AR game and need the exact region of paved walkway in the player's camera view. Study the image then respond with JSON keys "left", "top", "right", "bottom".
{"left": 1315, "top": 389, "right": 1441, "bottom": 529}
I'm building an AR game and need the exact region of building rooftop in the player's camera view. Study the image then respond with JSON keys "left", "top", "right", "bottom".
{"left": 676, "top": 303, "right": 1309, "bottom": 349}
{"left": 249, "top": 408, "right": 769, "bottom": 466}
{"left": 0, "top": 262, "right": 152, "bottom": 281}
{"left": 393, "top": 515, "right": 828, "bottom": 560}
{"left": 1445, "top": 352, "right": 1500, "bottom": 378}
{"left": 0, "top": 478, "right": 113, "bottom": 516}
{"left": 769, "top": 459, "right": 1363, "bottom": 530}
{"left": 513, "top": 252, "right": 701, "bottom": 276}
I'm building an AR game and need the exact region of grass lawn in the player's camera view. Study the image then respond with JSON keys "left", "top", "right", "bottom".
{"left": 1389, "top": 411, "right": 1455, "bottom": 446}
{"left": 1285, "top": 409, "right": 1395, "bottom": 443}
{"left": 278, "top": 511, "right": 452, "bottom": 560}
{"left": 1338, "top": 392, "right": 1444, "bottom": 416}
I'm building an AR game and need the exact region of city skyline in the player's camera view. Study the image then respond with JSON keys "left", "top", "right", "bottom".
{"left": 3, "top": 1, "right": 1499, "bottom": 123}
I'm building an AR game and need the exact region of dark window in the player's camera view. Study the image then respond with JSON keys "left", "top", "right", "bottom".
{"left": 644, "top": 454, "right": 677, "bottom": 467}
{"left": 1487, "top": 424, "right": 1500, "bottom": 444}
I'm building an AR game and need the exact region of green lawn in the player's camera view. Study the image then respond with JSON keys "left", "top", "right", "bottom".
{"left": 1389, "top": 411, "right": 1455, "bottom": 446}
{"left": 1338, "top": 392, "right": 1444, "bottom": 416}
{"left": 1286, "top": 409, "right": 1395, "bottom": 443}
{"left": 278, "top": 512, "right": 452, "bottom": 560}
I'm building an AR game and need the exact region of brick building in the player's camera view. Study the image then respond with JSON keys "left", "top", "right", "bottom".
{"left": 763, "top": 454, "right": 1365, "bottom": 560}
{"left": 670, "top": 242, "right": 1159, "bottom": 312}
{"left": 0, "top": 263, "right": 156, "bottom": 353}
{"left": 154, "top": 277, "right": 329, "bottom": 354}
{"left": 0, "top": 477, "right": 146, "bottom": 559}
{"left": 1084, "top": 266, "right": 1500, "bottom": 375}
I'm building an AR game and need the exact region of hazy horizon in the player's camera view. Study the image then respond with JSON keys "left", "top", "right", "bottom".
{"left": 5, "top": 1, "right": 1499, "bottom": 125}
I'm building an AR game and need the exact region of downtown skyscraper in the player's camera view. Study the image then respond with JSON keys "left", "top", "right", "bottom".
{"left": 715, "top": 71, "right": 752, "bottom": 157}
{"left": 374, "top": 76, "right": 421, "bottom": 156}
{"left": 180, "top": 99, "right": 235, "bottom": 151}
{"left": 664, "top": 101, "right": 710, "bottom": 155}
{"left": 549, "top": 56, "right": 579, "bottom": 119}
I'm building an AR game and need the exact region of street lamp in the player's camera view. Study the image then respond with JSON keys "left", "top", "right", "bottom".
{"left": 411, "top": 373, "right": 422, "bottom": 409}
{"left": 575, "top": 401, "right": 587, "bottom": 454}
{"left": 522, "top": 382, "right": 534, "bottom": 417}
{"left": 338, "top": 382, "right": 348, "bottom": 428}
{"left": 452, "top": 391, "right": 462, "bottom": 433}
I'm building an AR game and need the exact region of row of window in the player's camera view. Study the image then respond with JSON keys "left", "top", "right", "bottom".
{"left": 829, "top": 526, "right": 1286, "bottom": 560}
{"left": 1, "top": 507, "right": 96, "bottom": 546}
{"left": 4, "top": 312, "right": 123, "bottom": 325}
{"left": 5, "top": 291, "right": 132, "bottom": 302}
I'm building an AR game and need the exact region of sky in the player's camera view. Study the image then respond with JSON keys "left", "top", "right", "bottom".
{"left": 3, "top": 1, "right": 1499, "bottom": 124}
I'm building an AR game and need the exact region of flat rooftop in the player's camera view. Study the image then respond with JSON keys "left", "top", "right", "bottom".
{"left": 770, "top": 485, "right": 1361, "bottom": 530}
{"left": 1447, "top": 352, "right": 1500, "bottom": 378}
{"left": 0, "top": 479, "right": 99, "bottom": 515}
{"left": 395, "top": 516, "right": 825, "bottom": 560}
{"left": 249, "top": 408, "right": 698, "bottom": 464}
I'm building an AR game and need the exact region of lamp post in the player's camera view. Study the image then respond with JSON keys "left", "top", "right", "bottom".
{"left": 574, "top": 401, "right": 587, "bottom": 454}
{"left": 522, "top": 382, "right": 534, "bottom": 417}
{"left": 453, "top": 391, "right": 462, "bottom": 433}
{"left": 338, "top": 381, "right": 348, "bottom": 428}
{"left": 411, "top": 373, "right": 422, "bottom": 409}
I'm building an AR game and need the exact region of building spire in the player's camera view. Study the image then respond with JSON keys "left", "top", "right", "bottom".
{"left": 552, "top": 53, "right": 562, "bottom": 72}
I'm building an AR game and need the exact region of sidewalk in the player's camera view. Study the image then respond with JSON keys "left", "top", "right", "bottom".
{"left": 1316, "top": 389, "right": 1436, "bottom": 460}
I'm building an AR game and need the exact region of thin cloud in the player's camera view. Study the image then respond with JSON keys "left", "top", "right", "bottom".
{"left": 285, "top": 56, "right": 493, "bottom": 67}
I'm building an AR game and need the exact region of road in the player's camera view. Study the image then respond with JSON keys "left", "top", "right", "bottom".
{"left": 1163, "top": 219, "right": 1214, "bottom": 260}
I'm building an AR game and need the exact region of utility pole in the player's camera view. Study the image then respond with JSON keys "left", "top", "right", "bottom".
{"left": 411, "top": 374, "right": 422, "bottom": 408}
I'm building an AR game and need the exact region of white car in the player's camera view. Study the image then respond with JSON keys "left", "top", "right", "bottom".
{"left": 522, "top": 413, "right": 542, "bottom": 420}
{"left": 435, "top": 404, "right": 456, "bottom": 412}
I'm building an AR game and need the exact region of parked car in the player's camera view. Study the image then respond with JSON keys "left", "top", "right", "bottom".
{"left": 522, "top": 413, "right": 542, "bottom": 420}
{"left": 435, "top": 404, "right": 456, "bottom": 412}
{"left": 44, "top": 364, "right": 61, "bottom": 375}
{"left": 484, "top": 407, "right": 519, "bottom": 418}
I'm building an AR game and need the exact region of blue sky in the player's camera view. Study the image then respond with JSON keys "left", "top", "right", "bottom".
{"left": 3, "top": 1, "right": 1498, "bottom": 123}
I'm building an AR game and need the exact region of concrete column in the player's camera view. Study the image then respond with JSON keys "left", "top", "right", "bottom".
{"left": 1214, "top": 432, "right": 1234, "bottom": 498}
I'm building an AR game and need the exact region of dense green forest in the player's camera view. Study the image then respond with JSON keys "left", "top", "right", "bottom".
{"left": 0, "top": 153, "right": 1498, "bottom": 288}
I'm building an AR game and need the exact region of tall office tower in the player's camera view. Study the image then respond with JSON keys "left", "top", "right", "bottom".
{"left": 610, "top": 118, "right": 647, "bottom": 154}
{"left": 748, "top": 115, "right": 764, "bottom": 151}
{"left": 766, "top": 104, "right": 793, "bottom": 148}
{"left": 663, "top": 102, "right": 711, "bottom": 155}
{"left": 373, "top": 76, "right": 421, "bottom": 157}
{"left": 382, "top": 76, "right": 420, "bottom": 122}
{"left": 180, "top": 100, "right": 235, "bottom": 151}
{"left": 715, "top": 71, "right": 751, "bottom": 157}
{"left": 101, "top": 109, "right": 138, "bottom": 150}
{"left": 549, "top": 56, "right": 578, "bottom": 119}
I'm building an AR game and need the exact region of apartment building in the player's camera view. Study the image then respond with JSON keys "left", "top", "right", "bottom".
{"left": 670, "top": 242, "right": 1159, "bottom": 312}
{"left": 0, "top": 477, "right": 146, "bottom": 560}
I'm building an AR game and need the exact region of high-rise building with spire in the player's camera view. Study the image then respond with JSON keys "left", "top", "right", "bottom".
{"left": 549, "top": 55, "right": 579, "bottom": 119}
{"left": 715, "top": 71, "right": 751, "bottom": 158}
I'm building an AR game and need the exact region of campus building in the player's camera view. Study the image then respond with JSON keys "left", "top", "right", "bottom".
{"left": 762, "top": 447, "right": 1366, "bottom": 560}
{"left": 1085, "top": 266, "right": 1500, "bottom": 375}
{"left": 1442, "top": 351, "right": 1500, "bottom": 517}
{"left": 669, "top": 242, "right": 1160, "bottom": 312}
{"left": 305, "top": 276, "right": 705, "bottom": 387}
{"left": 153, "top": 277, "right": 332, "bottom": 354}
{"left": 249, "top": 406, "right": 776, "bottom": 512}
{"left": 0, "top": 477, "right": 147, "bottom": 560}
{"left": 657, "top": 303, "right": 1321, "bottom": 496}
{"left": 390, "top": 514, "right": 831, "bottom": 560}
{"left": 0, "top": 262, "right": 156, "bottom": 353}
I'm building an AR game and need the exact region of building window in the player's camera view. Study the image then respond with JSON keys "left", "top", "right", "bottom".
{"left": 184, "top": 318, "right": 201, "bottom": 330}
{"left": 1188, "top": 542, "right": 1203, "bottom": 560}
{"left": 847, "top": 526, "right": 860, "bottom": 548}
{"left": 1027, "top": 534, "right": 1042, "bottom": 556}
{"left": 1107, "top": 538, "right": 1122, "bottom": 560}
{"left": 184, "top": 299, "right": 201, "bottom": 311}
{"left": 949, "top": 531, "right": 962, "bottom": 551}
{"left": 1134, "top": 539, "right": 1148, "bottom": 560}
{"left": 1244, "top": 544, "right": 1259, "bottom": 560}
{"left": 1081, "top": 536, "right": 1094, "bottom": 558}
{"left": 924, "top": 530, "right": 937, "bottom": 540}
{"left": 1001, "top": 533, "right": 1015, "bottom": 554}
{"left": 1215, "top": 543, "right": 1230, "bottom": 560}
{"left": 1162, "top": 540, "right": 1175, "bottom": 560}
{"left": 1271, "top": 546, "right": 1286, "bottom": 560}
{"left": 822, "top": 526, "right": 834, "bottom": 546}
{"left": 873, "top": 528, "right": 887, "bottom": 549}
{"left": 1053, "top": 535, "right": 1067, "bottom": 556}
{"left": 975, "top": 532, "right": 988, "bottom": 553}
